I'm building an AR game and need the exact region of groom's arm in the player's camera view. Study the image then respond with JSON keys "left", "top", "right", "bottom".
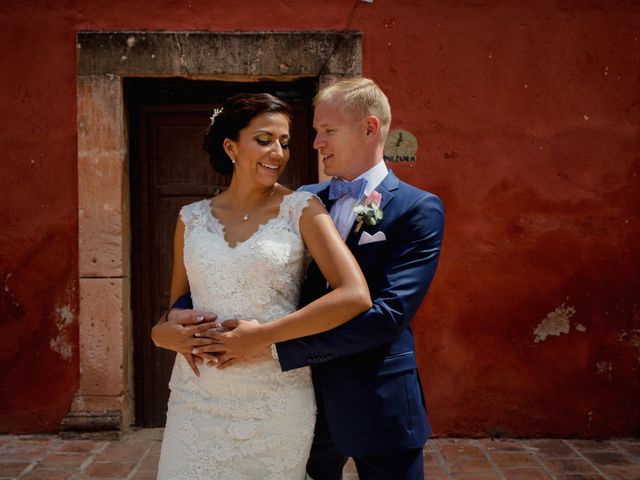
{"left": 276, "top": 193, "right": 444, "bottom": 371}
{"left": 171, "top": 292, "right": 193, "bottom": 310}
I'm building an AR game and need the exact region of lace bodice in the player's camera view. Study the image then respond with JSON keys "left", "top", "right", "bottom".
{"left": 181, "top": 191, "right": 314, "bottom": 324}
{"left": 157, "top": 190, "right": 317, "bottom": 480}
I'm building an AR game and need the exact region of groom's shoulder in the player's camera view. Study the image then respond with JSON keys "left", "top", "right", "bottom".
{"left": 391, "top": 180, "right": 444, "bottom": 232}
{"left": 298, "top": 180, "right": 330, "bottom": 195}
{"left": 394, "top": 177, "right": 443, "bottom": 211}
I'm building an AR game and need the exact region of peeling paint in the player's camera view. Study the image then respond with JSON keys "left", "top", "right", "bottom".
{"left": 2, "top": 271, "right": 24, "bottom": 319}
{"left": 56, "top": 304, "right": 74, "bottom": 326}
{"left": 575, "top": 323, "right": 587, "bottom": 332}
{"left": 617, "top": 329, "right": 640, "bottom": 364}
{"left": 533, "top": 303, "right": 576, "bottom": 343}
{"left": 50, "top": 303, "right": 75, "bottom": 361}
{"left": 596, "top": 361, "right": 613, "bottom": 375}
{"left": 49, "top": 336, "right": 72, "bottom": 361}
{"left": 596, "top": 361, "right": 613, "bottom": 382}
{"left": 617, "top": 329, "right": 640, "bottom": 348}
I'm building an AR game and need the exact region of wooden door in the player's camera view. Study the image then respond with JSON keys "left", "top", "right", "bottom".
{"left": 128, "top": 79, "right": 317, "bottom": 427}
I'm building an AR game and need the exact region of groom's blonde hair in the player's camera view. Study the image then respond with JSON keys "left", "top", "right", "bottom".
{"left": 314, "top": 77, "right": 392, "bottom": 140}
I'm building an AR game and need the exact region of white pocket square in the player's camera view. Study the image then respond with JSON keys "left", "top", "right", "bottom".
{"left": 358, "top": 231, "right": 387, "bottom": 246}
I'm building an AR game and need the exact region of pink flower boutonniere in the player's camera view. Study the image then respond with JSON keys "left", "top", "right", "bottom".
{"left": 354, "top": 190, "right": 384, "bottom": 232}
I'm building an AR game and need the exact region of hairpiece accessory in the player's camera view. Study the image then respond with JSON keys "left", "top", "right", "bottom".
{"left": 210, "top": 107, "right": 223, "bottom": 126}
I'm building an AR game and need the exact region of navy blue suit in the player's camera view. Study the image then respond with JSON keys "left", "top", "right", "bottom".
{"left": 172, "top": 171, "right": 444, "bottom": 478}
{"left": 275, "top": 172, "right": 444, "bottom": 478}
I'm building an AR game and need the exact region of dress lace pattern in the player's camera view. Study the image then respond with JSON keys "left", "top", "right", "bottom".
{"left": 157, "top": 191, "right": 317, "bottom": 480}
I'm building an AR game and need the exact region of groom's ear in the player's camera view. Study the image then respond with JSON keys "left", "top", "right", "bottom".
{"left": 364, "top": 115, "right": 380, "bottom": 137}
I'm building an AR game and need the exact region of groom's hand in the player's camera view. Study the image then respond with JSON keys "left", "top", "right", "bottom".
{"left": 218, "top": 346, "right": 272, "bottom": 368}
{"left": 151, "top": 309, "right": 219, "bottom": 376}
{"left": 192, "top": 319, "right": 270, "bottom": 368}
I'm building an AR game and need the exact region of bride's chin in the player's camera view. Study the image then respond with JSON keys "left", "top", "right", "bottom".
{"left": 256, "top": 174, "right": 281, "bottom": 188}
{"left": 259, "top": 177, "right": 278, "bottom": 187}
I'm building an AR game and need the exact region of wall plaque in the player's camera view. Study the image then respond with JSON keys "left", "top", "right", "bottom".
{"left": 384, "top": 129, "right": 417, "bottom": 163}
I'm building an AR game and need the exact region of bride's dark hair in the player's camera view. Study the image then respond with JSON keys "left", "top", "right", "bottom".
{"left": 203, "top": 93, "right": 292, "bottom": 176}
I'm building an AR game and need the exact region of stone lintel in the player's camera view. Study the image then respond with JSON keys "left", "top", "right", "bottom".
{"left": 77, "top": 31, "right": 362, "bottom": 77}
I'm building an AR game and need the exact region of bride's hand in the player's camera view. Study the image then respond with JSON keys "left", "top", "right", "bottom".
{"left": 193, "top": 319, "right": 270, "bottom": 368}
{"left": 151, "top": 309, "right": 220, "bottom": 376}
{"left": 151, "top": 311, "right": 219, "bottom": 353}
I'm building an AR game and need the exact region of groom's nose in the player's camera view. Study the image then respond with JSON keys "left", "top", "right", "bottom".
{"left": 313, "top": 132, "right": 324, "bottom": 150}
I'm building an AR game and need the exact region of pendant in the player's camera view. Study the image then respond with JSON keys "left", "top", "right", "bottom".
{"left": 242, "top": 214, "right": 249, "bottom": 221}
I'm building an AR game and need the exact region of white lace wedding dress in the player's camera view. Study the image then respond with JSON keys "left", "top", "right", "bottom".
{"left": 157, "top": 191, "right": 317, "bottom": 480}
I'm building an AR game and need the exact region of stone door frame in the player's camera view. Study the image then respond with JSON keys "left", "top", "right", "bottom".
{"left": 70, "top": 31, "right": 361, "bottom": 432}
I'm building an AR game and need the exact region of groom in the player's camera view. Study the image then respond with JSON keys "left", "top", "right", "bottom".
{"left": 165, "top": 78, "right": 444, "bottom": 479}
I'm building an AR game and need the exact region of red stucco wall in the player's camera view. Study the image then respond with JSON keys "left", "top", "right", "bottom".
{"left": 1, "top": 1, "right": 638, "bottom": 435}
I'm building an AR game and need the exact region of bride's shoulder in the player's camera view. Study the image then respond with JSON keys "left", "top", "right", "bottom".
{"left": 179, "top": 198, "right": 211, "bottom": 223}
{"left": 281, "top": 189, "right": 321, "bottom": 209}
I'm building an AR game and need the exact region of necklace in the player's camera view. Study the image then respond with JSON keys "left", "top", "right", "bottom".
{"left": 241, "top": 188, "right": 275, "bottom": 221}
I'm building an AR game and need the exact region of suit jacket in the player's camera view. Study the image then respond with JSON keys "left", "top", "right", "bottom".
{"left": 276, "top": 171, "right": 445, "bottom": 457}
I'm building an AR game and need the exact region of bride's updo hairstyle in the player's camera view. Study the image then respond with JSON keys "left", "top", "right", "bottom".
{"left": 203, "top": 93, "right": 292, "bottom": 176}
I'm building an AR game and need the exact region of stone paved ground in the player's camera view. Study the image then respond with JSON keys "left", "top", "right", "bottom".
{"left": 0, "top": 429, "right": 638, "bottom": 479}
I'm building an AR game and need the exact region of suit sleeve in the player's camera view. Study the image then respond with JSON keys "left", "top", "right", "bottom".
{"left": 172, "top": 292, "right": 193, "bottom": 310}
{"left": 276, "top": 193, "right": 445, "bottom": 371}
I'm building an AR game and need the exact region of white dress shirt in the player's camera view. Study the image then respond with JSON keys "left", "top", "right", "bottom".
{"left": 330, "top": 161, "right": 389, "bottom": 240}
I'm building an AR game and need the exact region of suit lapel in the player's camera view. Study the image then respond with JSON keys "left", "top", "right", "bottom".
{"left": 345, "top": 221, "right": 361, "bottom": 251}
{"left": 344, "top": 171, "right": 399, "bottom": 251}
{"left": 377, "top": 170, "right": 399, "bottom": 210}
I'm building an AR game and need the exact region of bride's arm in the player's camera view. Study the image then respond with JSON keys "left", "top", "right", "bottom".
{"left": 198, "top": 197, "right": 371, "bottom": 364}
{"left": 151, "top": 216, "right": 219, "bottom": 374}
{"left": 265, "top": 197, "right": 371, "bottom": 339}
{"left": 168, "top": 216, "right": 189, "bottom": 305}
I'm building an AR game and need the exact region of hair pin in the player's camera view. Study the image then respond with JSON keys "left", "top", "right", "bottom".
{"left": 210, "top": 107, "right": 223, "bottom": 125}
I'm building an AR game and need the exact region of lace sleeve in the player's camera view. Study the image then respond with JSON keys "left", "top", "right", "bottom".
{"left": 283, "top": 191, "right": 319, "bottom": 237}
{"left": 179, "top": 203, "right": 193, "bottom": 225}
{"left": 179, "top": 199, "right": 208, "bottom": 233}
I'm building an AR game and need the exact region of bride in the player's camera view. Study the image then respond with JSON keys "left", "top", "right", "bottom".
{"left": 152, "top": 93, "right": 371, "bottom": 479}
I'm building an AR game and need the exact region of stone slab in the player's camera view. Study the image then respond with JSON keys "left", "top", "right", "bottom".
{"left": 77, "top": 32, "right": 361, "bottom": 77}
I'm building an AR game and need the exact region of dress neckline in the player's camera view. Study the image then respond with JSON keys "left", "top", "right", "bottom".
{"left": 206, "top": 191, "right": 295, "bottom": 249}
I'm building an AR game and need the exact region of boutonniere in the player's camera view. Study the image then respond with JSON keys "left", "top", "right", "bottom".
{"left": 354, "top": 190, "right": 384, "bottom": 232}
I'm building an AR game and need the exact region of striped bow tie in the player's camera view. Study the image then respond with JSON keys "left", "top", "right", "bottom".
{"left": 328, "top": 177, "right": 367, "bottom": 200}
